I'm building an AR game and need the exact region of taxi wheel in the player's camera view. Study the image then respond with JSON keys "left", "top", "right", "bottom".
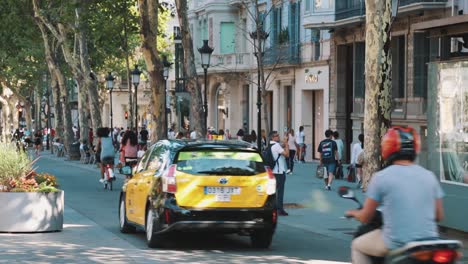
{"left": 146, "top": 208, "right": 164, "bottom": 248}
{"left": 250, "top": 229, "right": 273, "bottom": 249}
{"left": 119, "top": 194, "right": 136, "bottom": 233}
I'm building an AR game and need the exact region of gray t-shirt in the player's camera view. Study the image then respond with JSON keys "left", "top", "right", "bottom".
{"left": 100, "top": 137, "right": 115, "bottom": 160}
{"left": 367, "top": 164, "right": 444, "bottom": 249}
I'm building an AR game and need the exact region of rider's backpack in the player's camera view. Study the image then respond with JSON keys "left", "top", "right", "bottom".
{"left": 262, "top": 143, "right": 280, "bottom": 169}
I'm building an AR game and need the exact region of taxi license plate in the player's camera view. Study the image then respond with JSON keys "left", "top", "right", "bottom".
{"left": 204, "top": 186, "right": 241, "bottom": 195}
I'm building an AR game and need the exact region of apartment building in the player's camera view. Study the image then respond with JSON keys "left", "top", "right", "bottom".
{"left": 188, "top": 0, "right": 331, "bottom": 160}
{"left": 305, "top": 0, "right": 468, "bottom": 232}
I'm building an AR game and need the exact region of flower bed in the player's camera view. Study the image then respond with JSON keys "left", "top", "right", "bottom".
{"left": 0, "top": 143, "right": 63, "bottom": 232}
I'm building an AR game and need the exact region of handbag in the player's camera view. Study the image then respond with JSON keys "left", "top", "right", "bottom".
{"left": 316, "top": 165, "right": 326, "bottom": 178}
{"left": 347, "top": 165, "right": 356, "bottom": 182}
{"left": 335, "top": 164, "right": 344, "bottom": 179}
{"left": 121, "top": 165, "right": 133, "bottom": 175}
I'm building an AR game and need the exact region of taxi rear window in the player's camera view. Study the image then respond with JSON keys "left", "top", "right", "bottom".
{"left": 175, "top": 150, "right": 266, "bottom": 176}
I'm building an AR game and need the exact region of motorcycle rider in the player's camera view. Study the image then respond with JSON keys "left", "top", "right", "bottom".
{"left": 345, "top": 126, "right": 445, "bottom": 264}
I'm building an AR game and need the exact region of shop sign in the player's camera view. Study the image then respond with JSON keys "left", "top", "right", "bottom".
{"left": 305, "top": 74, "right": 319, "bottom": 83}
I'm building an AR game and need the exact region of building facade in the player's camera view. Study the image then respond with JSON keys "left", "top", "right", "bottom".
{"left": 305, "top": 0, "right": 468, "bottom": 232}
{"left": 187, "top": 0, "right": 331, "bottom": 160}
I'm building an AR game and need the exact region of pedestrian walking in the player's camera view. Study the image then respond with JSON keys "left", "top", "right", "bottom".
{"left": 236, "top": 128, "right": 245, "bottom": 141}
{"left": 190, "top": 128, "right": 198, "bottom": 139}
{"left": 176, "top": 132, "right": 184, "bottom": 139}
{"left": 286, "top": 128, "right": 297, "bottom": 174}
{"left": 224, "top": 129, "right": 231, "bottom": 140}
{"left": 269, "top": 130, "right": 289, "bottom": 216}
{"left": 140, "top": 126, "right": 149, "bottom": 145}
{"left": 251, "top": 130, "right": 257, "bottom": 144}
{"left": 261, "top": 129, "right": 267, "bottom": 151}
{"left": 119, "top": 130, "right": 139, "bottom": 177}
{"left": 350, "top": 134, "right": 364, "bottom": 185}
{"left": 318, "top": 129, "right": 339, "bottom": 190}
{"left": 333, "top": 131, "right": 344, "bottom": 179}
{"left": 168, "top": 128, "right": 176, "bottom": 139}
{"left": 296, "top": 126, "right": 305, "bottom": 162}
{"left": 88, "top": 128, "right": 94, "bottom": 148}
{"left": 34, "top": 130, "right": 42, "bottom": 155}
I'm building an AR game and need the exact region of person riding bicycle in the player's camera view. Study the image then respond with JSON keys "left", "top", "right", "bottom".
{"left": 119, "top": 130, "right": 139, "bottom": 176}
{"left": 97, "top": 127, "right": 115, "bottom": 183}
{"left": 345, "top": 126, "right": 445, "bottom": 264}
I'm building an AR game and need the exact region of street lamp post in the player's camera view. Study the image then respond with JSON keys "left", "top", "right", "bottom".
{"left": 131, "top": 65, "right": 142, "bottom": 134}
{"left": 198, "top": 39, "right": 214, "bottom": 138}
{"left": 162, "top": 55, "right": 173, "bottom": 138}
{"left": 106, "top": 72, "right": 115, "bottom": 143}
{"left": 249, "top": 28, "right": 269, "bottom": 150}
{"left": 42, "top": 74, "right": 52, "bottom": 151}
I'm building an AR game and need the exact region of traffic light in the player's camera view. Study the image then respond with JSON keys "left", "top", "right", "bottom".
{"left": 125, "top": 111, "right": 128, "bottom": 119}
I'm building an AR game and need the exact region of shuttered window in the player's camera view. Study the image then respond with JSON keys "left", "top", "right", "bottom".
{"left": 413, "top": 33, "right": 430, "bottom": 98}
{"left": 220, "top": 22, "right": 235, "bottom": 54}
{"left": 270, "top": 7, "right": 282, "bottom": 47}
{"left": 391, "top": 35, "right": 406, "bottom": 98}
{"left": 354, "top": 42, "right": 365, "bottom": 98}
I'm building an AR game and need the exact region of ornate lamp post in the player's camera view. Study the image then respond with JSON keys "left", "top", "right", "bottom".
{"left": 198, "top": 40, "right": 214, "bottom": 137}
{"left": 250, "top": 28, "right": 269, "bottom": 150}
{"left": 106, "top": 72, "right": 115, "bottom": 143}
{"left": 162, "top": 55, "right": 173, "bottom": 138}
{"left": 131, "top": 65, "right": 142, "bottom": 133}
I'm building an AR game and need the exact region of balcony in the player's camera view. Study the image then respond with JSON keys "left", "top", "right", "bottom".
{"left": 335, "top": 0, "right": 447, "bottom": 21}
{"left": 400, "top": 0, "right": 446, "bottom": 6}
{"left": 263, "top": 43, "right": 301, "bottom": 65}
{"left": 209, "top": 53, "right": 252, "bottom": 72}
{"left": 335, "top": 0, "right": 365, "bottom": 21}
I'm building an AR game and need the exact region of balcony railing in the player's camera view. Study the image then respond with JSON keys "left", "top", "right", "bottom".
{"left": 400, "top": 0, "right": 447, "bottom": 6}
{"left": 334, "top": 0, "right": 447, "bottom": 21}
{"left": 335, "top": 0, "right": 365, "bottom": 21}
{"left": 210, "top": 53, "right": 252, "bottom": 71}
{"left": 263, "top": 43, "right": 301, "bottom": 65}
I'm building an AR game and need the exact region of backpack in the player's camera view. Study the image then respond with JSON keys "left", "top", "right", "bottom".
{"left": 262, "top": 143, "right": 280, "bottom": 169}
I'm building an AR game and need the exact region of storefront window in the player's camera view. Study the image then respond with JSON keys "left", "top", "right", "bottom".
{"left": 427, "top": 61, "right": 468, "bottom": 186}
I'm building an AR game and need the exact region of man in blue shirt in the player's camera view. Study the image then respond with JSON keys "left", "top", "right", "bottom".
{"left": 345, "top": 126, "right": 444, "bottom": 264}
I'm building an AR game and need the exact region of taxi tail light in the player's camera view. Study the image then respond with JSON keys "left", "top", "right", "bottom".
{"left": 164, "top": 208, "right": 171, "bottom": 224}
{"left": 162, "top": 164, "right": 177, "bottom": 193}
{"left": 272, "top": 210, "right": 277, "bottom": 224}
{"left": 410, "top": 249, "right": 460, "bottom": 263}
{"left": 265, "top": 166, "right": 276, "bottom": 195}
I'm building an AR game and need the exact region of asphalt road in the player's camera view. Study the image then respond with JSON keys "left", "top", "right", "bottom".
{"left": 25, "top": 154, "right": 352, "bottom": 264}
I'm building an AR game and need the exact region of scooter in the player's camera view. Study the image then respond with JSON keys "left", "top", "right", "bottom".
{"left": 338, "top": 186, "right": 463, "bottom": 264}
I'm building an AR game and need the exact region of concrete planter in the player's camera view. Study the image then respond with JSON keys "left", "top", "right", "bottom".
{"left": 0, "top": 191, "right": 64, "bottom": 232}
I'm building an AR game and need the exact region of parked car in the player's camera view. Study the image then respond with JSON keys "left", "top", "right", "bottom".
{"left": 119, "top": 139, "right": 278, "bottom": 248}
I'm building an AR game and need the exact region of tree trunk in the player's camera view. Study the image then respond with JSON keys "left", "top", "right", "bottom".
{"left": 175, "top": 0, "right": 204, "bottom": 136}
{"left": 123, "top": 0, "right": 133, "bottom": 130}
{"left": 137, "top": 0, "right": 165, "bottom": 141}
{"left": 0, "top": 95, "right": 11, "bottom": 142}
{"left": 362, "top": 0, "right": 393, "bottom": 191}
{"left": 76, "top": 4, "right": 101, "bottom": 139}
{"left": 76, "top": 75, "right": 89, "bottom": 142}
{"left": 33, "top": 16, "right": 74, "bottom": 156}
{"left": 52, "top": 76, "right": 64, "bottom": 144}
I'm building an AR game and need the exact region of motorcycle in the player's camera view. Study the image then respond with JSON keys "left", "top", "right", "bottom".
{"left": 338, "top": 186, "right": 462, "bottom": 264}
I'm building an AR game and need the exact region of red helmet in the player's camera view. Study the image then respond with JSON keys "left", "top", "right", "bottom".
{"left": 381, "top": 126, "right": 420, "bottom": 163}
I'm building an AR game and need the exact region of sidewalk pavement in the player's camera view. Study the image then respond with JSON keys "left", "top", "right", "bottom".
{"left": 5, "top": 151, "right": 467, "bottom": 263}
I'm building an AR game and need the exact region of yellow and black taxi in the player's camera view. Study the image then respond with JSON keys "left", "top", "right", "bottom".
{"left": 119, "top": 139, "right": 278, "bottom": 248}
